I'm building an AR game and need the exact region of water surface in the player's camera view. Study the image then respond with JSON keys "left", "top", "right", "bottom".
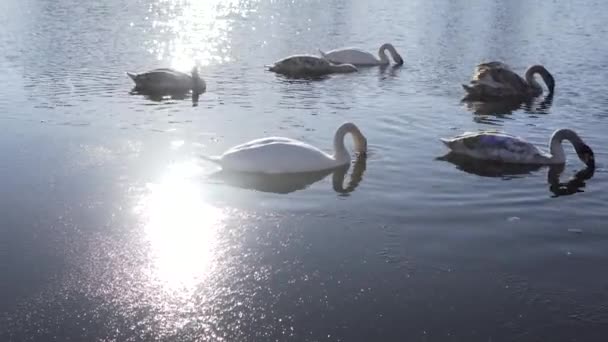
{"left": 2, "top": 0, "right": 608, "bottom": 341}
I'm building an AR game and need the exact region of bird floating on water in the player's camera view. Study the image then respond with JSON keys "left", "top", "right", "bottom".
{"left": 126, "top": 67, "right": 206, "bottom": 95}
{"left": 441, "top": 129, "right": 594, "bottom": 167}
{"left": 319, "top": 43, "right": 404, "bottom": 66}
{"left": 201, "top": 122, "right": 368, "bottom": 174}
{"left": 267, "top": 55, "right": 357, "bottom": 77}
{"left": 462, "top": 62, "right": 554, "bottom": 101}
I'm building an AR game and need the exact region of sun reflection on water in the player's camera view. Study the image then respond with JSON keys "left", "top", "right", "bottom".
{"left": 135, "top": 160, "right": 225, "bottom": 292}
{"left": 145, "top": 0, "right": 253, "bottom": 70}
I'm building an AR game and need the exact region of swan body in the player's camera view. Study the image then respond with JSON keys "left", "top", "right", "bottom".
{"left": 267, "top": 55, "right": 357, "bottom": 77}
{"left": 202, "top": 123, "right": 367, "bottom": 174}
{"left": 319, "top": 43, "right": 404, "bottom": 66}
{"left": 127, "top": 67, "right": 206, "bottom": 94}
{"left": 441, "top": 129, "right": 594, "bottom": 167}
{"left": 462, "top": 62, "right": 555, "bottom": 101}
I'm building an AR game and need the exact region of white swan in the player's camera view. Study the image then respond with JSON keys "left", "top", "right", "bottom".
{"left": 441, "top": 129, "right": 595, "bottom": 167}
{"left": 202, "top": 122, "right": 367, "bottom": 174}
{"left": 267, "top": 55, "right": 357, "bottom": 77}
{"left": 126, "top": 67, "right": 206, "bottom": 94}
{"left": 319, "top": 43, "right": 404, "bottom": 66}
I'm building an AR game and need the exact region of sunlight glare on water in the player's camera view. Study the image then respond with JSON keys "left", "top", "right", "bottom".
{"left": 2, "top": 0, "right": 608, "bottom": 341}
{"left": 146, "top": 0, "right": 247, "bottom": 69}
{"left": 135, "top": 160, "right": 225, "bottom": 292}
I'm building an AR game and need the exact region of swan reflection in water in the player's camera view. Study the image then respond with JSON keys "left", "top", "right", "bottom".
{"left": 463, "top": 93, "right": 554, "bottom": 123}
{"left": 438, "top": 152, "right": 594, "bottom": 197}
{"left": 130, "top": 89, "right": 200, "bottom": 107}
{"left": 209, "top": 155, "right": 367, "bottom": 195}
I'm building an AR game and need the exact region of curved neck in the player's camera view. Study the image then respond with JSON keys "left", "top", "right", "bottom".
{"left": 548, "top": 129, "right": 584, "bottom": 163}
{"left": 524, "top": 68, "right": 542, "bottom": 90}
{"left": 378, "top": 44, "right": 392, "bottom": 64}
{"left": 333, "top": 123, "right": 366, "bottom": 162}
{"left": 525, "top": 65, "right": 554, "bottom": 93}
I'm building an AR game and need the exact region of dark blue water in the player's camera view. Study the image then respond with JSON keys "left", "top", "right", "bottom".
{"left": 2, "top": 0, "right": 608, "bottom": 341}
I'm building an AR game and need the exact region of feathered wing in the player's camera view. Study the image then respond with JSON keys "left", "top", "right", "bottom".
{"left": 126, "top": 69, "right": 193, "bottom": 92}
{"left": 441, "top": 132, "right": 546, "bottom": 163}
{"left": 212, "top": 138, "right": 338, "bottom": 173}
{"left": 464, "top": 62, "right": 529, "bottom": 99}
{"left": 270, "top": 55, "right": 331, "bottom": 75}
{"left": 315, "top": 48, "right": 379, "bottom": 65}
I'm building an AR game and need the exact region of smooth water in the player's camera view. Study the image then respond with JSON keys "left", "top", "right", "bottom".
{"left": 2, "top": 0, "right": 608, "bottom": 341}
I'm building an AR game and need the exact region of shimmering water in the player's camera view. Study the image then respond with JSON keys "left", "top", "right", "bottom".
{"left": 2, "top": 0, "right": 608, "bottom": 341}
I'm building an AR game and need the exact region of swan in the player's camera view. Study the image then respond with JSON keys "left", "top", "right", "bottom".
{"left": 462, "top": 62, "right": 555, "bottom": 101}
{"left": 267, "top": 55, "right": 357, "bottom": 77}
{"left": 440, "top": 129, "right": 595, "bottom": 167}
{"left": 319, "top": 43, "right": 404, "bottom": 66}
{"left": 202, "top": 122, "right": 367, "bottom": 174}
{"left": 126, "top": 67, "right": 206, "bottom": 94}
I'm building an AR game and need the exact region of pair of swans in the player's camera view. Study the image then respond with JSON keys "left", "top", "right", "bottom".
{"left": 202, "top": 123, "right": 595, "bottom": 175}
{"left": 268, "top": 43, "right": 403, "bottom": 77}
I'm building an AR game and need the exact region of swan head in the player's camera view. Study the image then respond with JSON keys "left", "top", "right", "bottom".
{"left": 575, "top": 143, "right": 595, "bottom": 168}
{"left": 331, "top": 63, "right": 358, "bottom": 73}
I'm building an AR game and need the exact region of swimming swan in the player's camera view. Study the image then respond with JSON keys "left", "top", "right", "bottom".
{"left": 462, "top": 62, "right": 555, "bottom": 101}
{"left": 267, "top": 55, "right": 357, "bottom": 77}
{"left": 126, "top": 67, "right": 206, "bottom": 94}
{"left": 202, "top": 122, "right": 368, "bottom": 174}
{"left": 441, "top": 129, "right": 594, "bottom": 167}
{"left": 319, "top": 43, "right": 404, "bottom": 66}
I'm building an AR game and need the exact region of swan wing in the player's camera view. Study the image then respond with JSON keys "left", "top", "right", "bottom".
{"left": 468, "top": 62, "right": 528, "bottom": 96}
{"left": 442, "top": 131, "right": 547, "bottom": 163}
{"left": 219, "top": 138, "right": 337, "bottom": 173}
{"left": 129, "top": 69, "right": 193, "bottom": 91}
{"left": 269, "top": 55, "right": 332, "bottom": 75}
{"left": 321, "top": 48, "right": 379, "bottom": 65}
{"left": 273, "top": 55, "right": 328, "bottom": 68}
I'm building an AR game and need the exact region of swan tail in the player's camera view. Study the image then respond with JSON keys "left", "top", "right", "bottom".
{"left": 200, "top": 155, "right": 222, "bottom": 165}
{"left": 440, "top": 138, "right": 456, "bottom": 149}
{"left": 318, "top": 49, "right": 328, "bottom": 59}
{"left": 126, "top": 72, "right": 138, "bottom": 82}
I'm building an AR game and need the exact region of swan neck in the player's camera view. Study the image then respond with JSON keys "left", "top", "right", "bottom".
{"left": 525, "top": 65, "right": 554, "bottom": 93}
{"left": 378, "top": 45, "right": 390, "bottom": 64}
{"left": 333, "top": 127, "right": 350, "bottom": 162}
{"left": 525, "top": 68, "right": 542, "bottom": 90}
{"left": 379, "top": 43, "right": 401, "bottom": 64}
{"left": 333, "top": 123, "right": 366, "bottom": 163}
{"left": 549, "top": 129, "right": 583, "bottom": 163}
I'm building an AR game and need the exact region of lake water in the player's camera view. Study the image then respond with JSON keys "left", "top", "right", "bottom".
{"left": 2, "top": 0, "right": 608, "bottom": 341}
